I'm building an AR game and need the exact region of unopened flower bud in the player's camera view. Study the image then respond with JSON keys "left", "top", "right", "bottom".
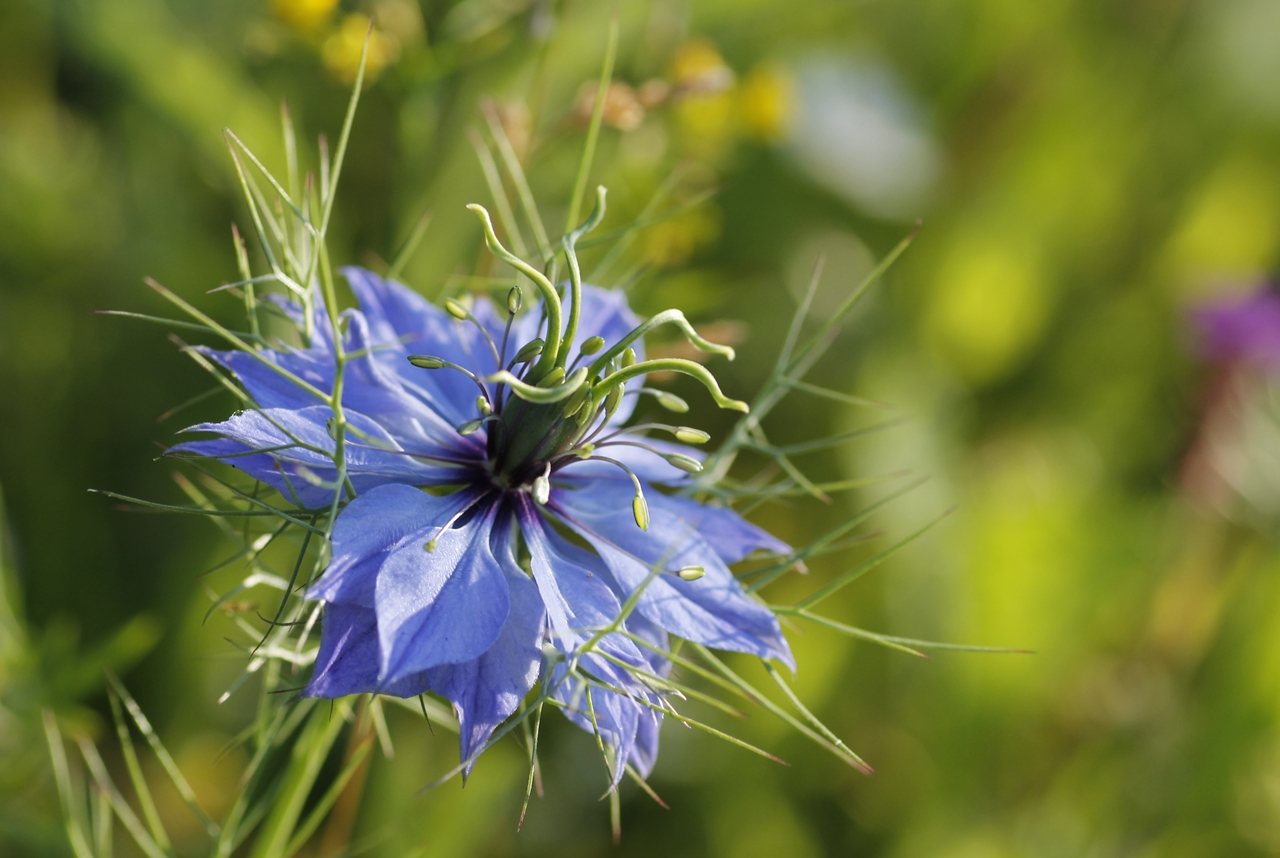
{"left": 677, "top": 566, "right": 705, "bottom": 581}
{"left": 581, "top": 335, "right": 605, "bottom": 356}
{"left": 621, "top": 347, "right": 637, "bottom": 368}
{"left": 444, "top": 298, "right": 469, "bottom": 320}
{"left": 674, "top": 427, "right": 710, "bottom": 444}
{"left": 476, "top": 396, "right": 492, "bottom": 416}
{"left": 409, "top": 354, "right": 446, "bottom": 369}
{"left": 507, "top": 286, "right": 523, "bottom": 314}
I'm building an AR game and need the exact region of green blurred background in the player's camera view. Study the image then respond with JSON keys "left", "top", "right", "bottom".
{"left": 6, "top": 0, "right": 1280, "bottom": 854}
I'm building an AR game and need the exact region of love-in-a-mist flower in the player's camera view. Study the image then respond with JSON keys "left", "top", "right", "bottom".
{"left": 173, "top": 190, "right": 792, "bottom": 783}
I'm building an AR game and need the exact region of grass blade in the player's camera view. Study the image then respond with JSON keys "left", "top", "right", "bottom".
{"left": 106, "top": 673, "right": 221, "bottom": 838}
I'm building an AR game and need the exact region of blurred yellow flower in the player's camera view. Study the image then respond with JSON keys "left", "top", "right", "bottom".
{"left": 738, "top": 63, "right": 793, "bottom": 141}
{"left": 1162, "top": 158, "right": 1280, "bottom": 298}
{"left": 322, "top": 13, "right": 399, "bottom": 84}
{"left": 644, "top": 203, "right": 722, "bottom": 267}
{"left": 924, "top": 237, "right": 1049, "bottom": 385}
{"left": 671, "top": 39, "right": 734, "bottom": 94}
{"left": 272, "top": 0, "right": 339, "bottom": 34}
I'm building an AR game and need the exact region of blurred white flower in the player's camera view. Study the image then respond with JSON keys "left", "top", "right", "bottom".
{"left": 786, "top": 57, "right": 940, "bottom": 220}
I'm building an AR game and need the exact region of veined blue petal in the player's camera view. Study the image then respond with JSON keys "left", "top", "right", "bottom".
{"left": 549, "top": 476, "right": 795, "bottom": 668}
{"left": 427, "top": 509, "right": 545, "bottom": 774}
{"left": 519, "top": 498, "right": 659, "bottom": 785}
{"left": 307, "top": 484, "right": 485, "bottom": 607}
{"left": 342, "top": 267, "right": 499, "bottom": 420}
{"left": 375, "top": 499, "right": 509, "bottom": 684}
{"left": 172, "top": 406, "right": 470, "bottom": 503}
{"left": 648, "top": 492, "right": 791, "bottom": 565}
{"left": 303, "top": 602, "right": 383, "bottom": 698}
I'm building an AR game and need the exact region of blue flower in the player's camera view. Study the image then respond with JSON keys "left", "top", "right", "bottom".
{"left": 174, "top": 257, "right": 792, "bottom": 783}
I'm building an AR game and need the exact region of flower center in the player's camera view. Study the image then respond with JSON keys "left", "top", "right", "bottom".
{"left": 407, "top": 187, "right": 747, "bottom": 528}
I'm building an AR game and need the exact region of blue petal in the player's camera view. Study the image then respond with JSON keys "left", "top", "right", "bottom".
{"left": 307, "top": 484, "right": 485, "bottom": 607}
{"left": 549, "top": 476, "right": 795, "bottom": 668}
{"left": 547, "top": 663, "right": 643, "bottom": 786}
{"left": 303, "top": 602, "right": 384, "bottom": 698}
{"left": 518, "top": 498, "right": 661, "bottom": 785}
{"left": 516, "top": 494, "right": 634, "bottom": 653}
{"left": 426, "top": 509, "right": 545, "bottom": 773}
{"left": 374, "top": 499, "right": 510, "bottom": 684}
{"left": 343, "top": 267, "right": 500, "bottom": 422}
{"left": 172, "top": 406, "right": 471, "bottom": 504}
{"left": 647, "top": 492, "right": 791, "bottom": 565}
{"left": 341, "top": 311, "right": 486, "bottom": 455}
{"left": 169, "top": 436, "right": 336, "bottom": 508}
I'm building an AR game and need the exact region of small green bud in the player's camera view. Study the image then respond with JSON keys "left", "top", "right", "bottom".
{"left": 677, "top": 566, "right": 705, "bottom": 581}
{"left": 621, "top": 347, "right": 637, "bottom": 368}
{"left": 476, "top": 396, "right": 492, "bottom": 416}
{"left": 674, "top": 427, "right": 710, "bottom": 444}
{"left": 409, "top": 354, "right": 446, "bottom": 369}
{"left": 665, "top": 453, "right": 703, "bottom": 473}
{"left": 513, "top": 338, "right": 544, "bottom": 364}
{"left": 444, "top": 298, "right": 470, "bottom": 320}
{"left": 655, "top": 391, "right": 689, "bottom": 413}
{"left": 457, "top": 417, "right": 486, "bottom": 436}
{"left": 537, "top": 367, "right": 566, "bottom": 388}
{"left": 580, "top": 335, "right": 605, "bottom": 356}
{"left": 632, "top": 492, "right": 650, "bottom": 531}
{"left": 575, "top": 443, "right": 596, "bottom": 458}
{"left": 507, "top": 286, "right": 523, "bottom": 314}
